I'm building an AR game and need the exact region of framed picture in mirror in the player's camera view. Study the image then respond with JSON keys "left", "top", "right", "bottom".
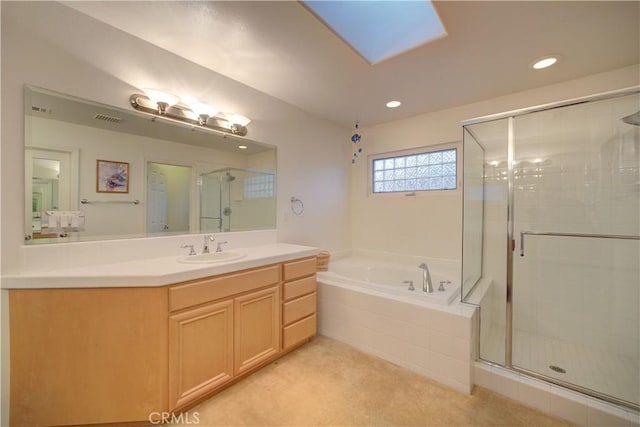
{"left": 96, "top": 160, "right": 129, "bottom": 193}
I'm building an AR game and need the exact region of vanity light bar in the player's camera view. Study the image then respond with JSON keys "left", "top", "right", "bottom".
{"left": 129, "top": 93, "right": 249, "bottom": 137}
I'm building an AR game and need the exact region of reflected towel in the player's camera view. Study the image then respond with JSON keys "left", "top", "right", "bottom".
{"left": 47, "top": 213, "right": 57, "bottom": 229}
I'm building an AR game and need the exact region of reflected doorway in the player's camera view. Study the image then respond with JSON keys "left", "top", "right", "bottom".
{"left": 146, "top": 162, "right": 191, "bottom": 234}
{"left": 25, "top": 148, "right": 73, "bottom": 239}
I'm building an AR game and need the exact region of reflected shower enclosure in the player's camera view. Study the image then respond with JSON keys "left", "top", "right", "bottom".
{"left": 462, "top": 88, "right": 640, "bottom": 410}
{"left": 200, "top": 167, "right": 276, "bottom": 233}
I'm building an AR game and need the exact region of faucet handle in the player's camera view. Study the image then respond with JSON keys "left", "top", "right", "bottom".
{"left": 403, "top": 280, "right": 415, "bottom": 291}
{"left": 181, "top": 244, "right": 196, "bottom": 256}
{"left": 216, "top": 241, "right": 228, "bottom": 252}
{"left": 438, "top": 280, "right": 451, "bottom": 292}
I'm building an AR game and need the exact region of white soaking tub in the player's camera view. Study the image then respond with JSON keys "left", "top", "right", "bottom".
{"left": 316, "top": 250, "right": 476, "bottom": 394}
{"left": 318, "top": 251, "right": 461, "bottom": 306}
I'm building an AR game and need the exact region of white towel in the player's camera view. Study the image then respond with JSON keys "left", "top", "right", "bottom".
{"left": 48, "top": 213, "right": 57, "bottom": 229}
{"left": 71, "top": 214, "right": 80, "bottom": 228}
{"left": 60, "top": 215, "right": 69, "bottom": 228}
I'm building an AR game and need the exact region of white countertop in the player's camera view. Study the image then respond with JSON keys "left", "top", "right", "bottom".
{"left": 1, "top": 243, "right": 319, "bottom": 289}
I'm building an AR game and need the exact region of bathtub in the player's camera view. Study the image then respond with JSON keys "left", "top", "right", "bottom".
{"left": 316, "top": 250, "right": 476, "bottom": 394}
{"left": 317, "top": 252, "right": 461, "bottom": 306}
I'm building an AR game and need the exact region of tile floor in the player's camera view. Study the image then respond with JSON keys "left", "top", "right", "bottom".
{"left": 176, "top": 336, "right": 572, "bottom": 426}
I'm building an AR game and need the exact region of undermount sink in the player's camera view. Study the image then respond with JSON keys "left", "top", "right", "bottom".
{"left": 177, "top": 251, "right": 246, "bottom": 264}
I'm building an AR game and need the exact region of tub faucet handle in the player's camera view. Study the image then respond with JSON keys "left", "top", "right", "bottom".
{"left": 403, "top": 280, "right": 415, "bottom": 291}
{"left": 216, "top": 241, "right": 228, "bottom": 252}
{"left": 438, "top": 280, "right": 451, "bottom": 292}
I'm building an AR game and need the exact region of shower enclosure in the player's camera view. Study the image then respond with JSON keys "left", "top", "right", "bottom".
{"left": 462, "top": 88, "right": 640, "bottom": 410}
{"left": 200, "top": 167, "right": 276, "bottom": 232}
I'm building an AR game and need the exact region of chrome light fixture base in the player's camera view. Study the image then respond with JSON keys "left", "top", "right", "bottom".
{"left": 129, "top": 93, "right": 248, "bottom": 137}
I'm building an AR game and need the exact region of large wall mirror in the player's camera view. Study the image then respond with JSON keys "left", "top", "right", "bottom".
{"left": 24, "top": 86, "right": 277, "bottom": 244}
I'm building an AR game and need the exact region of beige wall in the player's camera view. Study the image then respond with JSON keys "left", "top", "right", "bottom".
{"left": 352, "top": 64, "right": 639, "bottom": 261}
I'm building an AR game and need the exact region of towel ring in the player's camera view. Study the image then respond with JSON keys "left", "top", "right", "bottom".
{"left": 290, "top": 197, "right": 304, "bottom": 215}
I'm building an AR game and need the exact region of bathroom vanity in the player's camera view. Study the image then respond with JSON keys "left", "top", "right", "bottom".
{"left": 5, "top": 243, "right": 318, "bottom": 426}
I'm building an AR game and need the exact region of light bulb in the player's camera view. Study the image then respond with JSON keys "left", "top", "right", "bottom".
{"left": 188, "top": 101, "right": 218, "bottom": 118}
{"left": 224, "top": 113, "right": 251, "bottom": 127}
{"left": 188, "top": 101, "right": 218, "bottom": 125}
{"left": 143, "top": 88, "right": 180, "bottom": 114}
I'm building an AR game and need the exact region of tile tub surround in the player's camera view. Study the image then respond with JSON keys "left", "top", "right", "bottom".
{"left": 317, "top": 280, "right": 477, "bottom": 394}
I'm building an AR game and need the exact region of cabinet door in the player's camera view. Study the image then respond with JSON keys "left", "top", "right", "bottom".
{"left": 169, "top": 300, "right": 233, "bottom": 410}
{"left": 9, "top": 288, "right": 168, "bottom": 426}
{"left": 234, "top": 286, "right": 280, "bottom": 375}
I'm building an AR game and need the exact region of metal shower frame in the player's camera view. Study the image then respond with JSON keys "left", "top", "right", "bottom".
{"left": 462, "top": 85, "right": 640, "bottom": 411}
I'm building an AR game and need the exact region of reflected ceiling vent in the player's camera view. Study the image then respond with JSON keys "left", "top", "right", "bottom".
{"left": 94, "top": 113, "right": 122, "bottom": 123}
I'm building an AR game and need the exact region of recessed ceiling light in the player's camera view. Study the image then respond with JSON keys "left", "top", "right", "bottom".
{"left": 531, "top": 55, "right": 560, "bottom": 70}
{"left": 386, "top": 100, "right": 402, "bottom": 108}
{"left": 238, "top": 145, "right": 248, "bottom": 150}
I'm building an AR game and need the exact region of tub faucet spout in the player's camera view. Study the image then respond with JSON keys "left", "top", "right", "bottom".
{"left": 418, "top": 262, "right": 434, "bottom": 293}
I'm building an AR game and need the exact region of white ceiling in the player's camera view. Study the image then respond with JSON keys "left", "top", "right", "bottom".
{"left": 64, "top": 1, "right": 639, "bottom": 128}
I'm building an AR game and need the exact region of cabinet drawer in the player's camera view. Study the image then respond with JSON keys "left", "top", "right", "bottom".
{"left": 170, "top": 265, "right": 280, "bottom": 312}
{"left": 283, "top": 314, "right": 316, "bottom": 350}
{"left": 283, "top": 257, "right": 317, "bottom": 281}
{"left": 283, "top": 276, "right": 316, "bottom": 301}
{"left": 283, "top": 292, "right": 316, "bottom": 326}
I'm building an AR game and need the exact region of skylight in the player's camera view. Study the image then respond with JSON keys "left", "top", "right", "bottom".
{"left": 303, "top": 1, "right": 446, "bottom": 64}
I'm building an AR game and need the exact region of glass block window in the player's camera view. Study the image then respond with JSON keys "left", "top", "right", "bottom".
{"left": 243, "top": 174, "right": 275, "bottom": 199}
{"left": 372, "top": 148, "right": 457, "bottom": 193}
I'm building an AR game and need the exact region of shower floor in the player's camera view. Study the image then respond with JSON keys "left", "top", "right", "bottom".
{"left": 482, "top": 326, "right": 639, "bottom": 407}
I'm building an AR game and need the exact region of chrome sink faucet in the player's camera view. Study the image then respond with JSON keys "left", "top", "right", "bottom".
{"left": 418, "top": 262, "right": 434, "bottom": 293}
{"left": 203, "top": 235, "right": 215, "bottom": 254}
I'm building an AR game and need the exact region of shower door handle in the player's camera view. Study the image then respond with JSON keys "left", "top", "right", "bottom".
{"left": 520, "top": 230, "right": 640, "bottom": 257}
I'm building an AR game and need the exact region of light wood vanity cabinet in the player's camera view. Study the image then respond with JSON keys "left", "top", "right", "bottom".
{"left": 9, "top": 256, "right": 316, "bottom": 426}
{"left": 9, "top": 287, "right": 169, "bottom": 427}
{"left": 168, "top": 264, "right": 281, "bottom": 411}
{"left": 282, "top": 257, "right": 318, "bottom": 350}
{"left": 234, "top": 286, "right": 280, "bottom": 375}
{"left": 169, "top": 299, "right": 234, "bottom": 410}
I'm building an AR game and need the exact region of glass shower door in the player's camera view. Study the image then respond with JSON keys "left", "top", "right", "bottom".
{"left": 462, "top": 118, "right": 511, "bottom": 366}
{"left": 511, "top": 93, "right": 640, "bottom": 408}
